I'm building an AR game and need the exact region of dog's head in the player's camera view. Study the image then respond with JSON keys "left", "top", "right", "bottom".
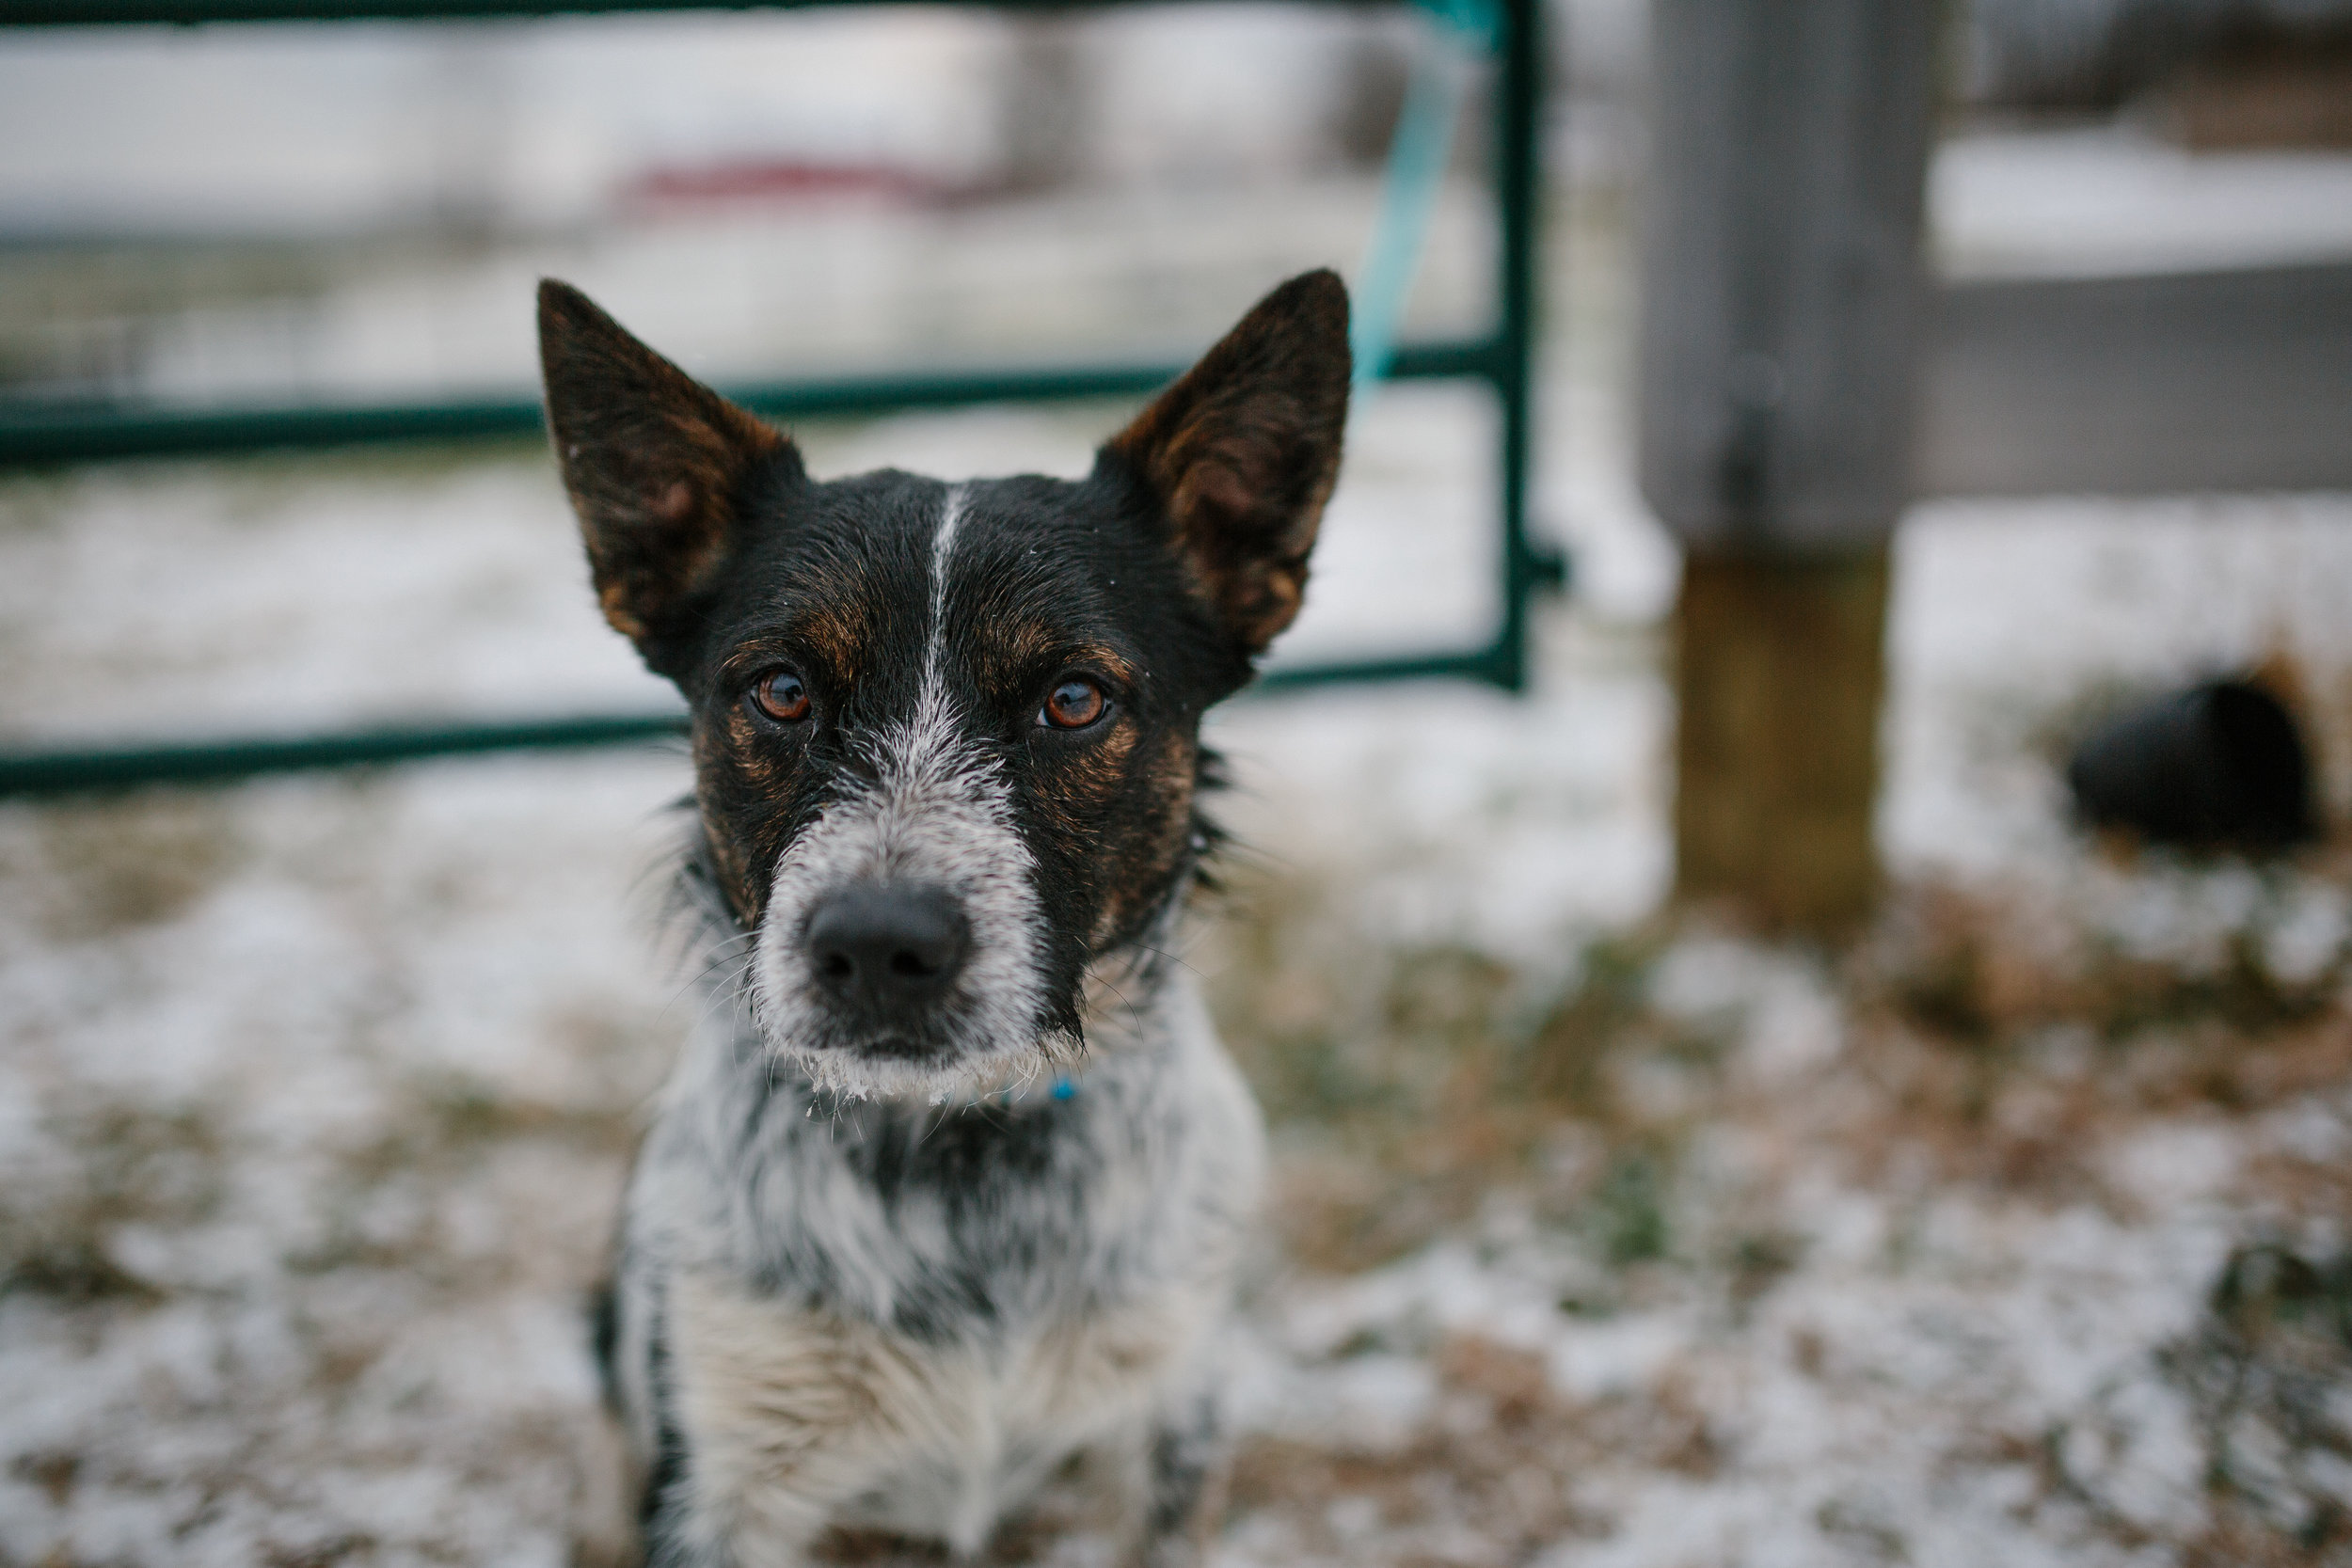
{"left": 539, "top": 273, "right": 1349, "bottom": 1099}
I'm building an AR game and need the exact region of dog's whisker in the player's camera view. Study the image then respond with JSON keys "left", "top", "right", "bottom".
{"left": 1134, "top": 943, "right": 1208, "bottom": 983}
{"left": 657, "top": 937, "right": 757, "bottom": 1023}
{"left": 681, "top": 953, "right": 759, "bottom": 1036}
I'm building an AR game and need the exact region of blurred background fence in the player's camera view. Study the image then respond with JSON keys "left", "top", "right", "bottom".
{"left": 3, "top": 0, "right": 2350, "bottom": 896}
{"left": 0, "top": 0, "right": 1560, "bottom": 798}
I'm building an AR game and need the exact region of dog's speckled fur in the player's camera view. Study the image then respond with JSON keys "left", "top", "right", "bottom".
{"left": 539, "top": 273, "right": 1349, "bottom": 1565}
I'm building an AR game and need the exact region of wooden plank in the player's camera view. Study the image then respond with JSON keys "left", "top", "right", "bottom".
{"left": 1921, "top": 261, "right": 2352, "bottom": 498}
{"left": 1640, "top": 1, "right": 1935, "bottom": 931}
{"left": 1637, "top": 0, "right": 1938, "bottom": 552}
{"left": 1673, "top": 552, "right": 1891, "bottom": 933}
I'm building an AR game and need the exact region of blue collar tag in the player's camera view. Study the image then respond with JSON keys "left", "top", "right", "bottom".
{"left": 967, "top": 1073, "right": 1078, "bottom": 1112}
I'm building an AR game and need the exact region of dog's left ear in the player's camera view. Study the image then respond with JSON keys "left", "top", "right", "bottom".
{"left": 538, "top": 278, "right": 797, "bottom": 675}
{"left": 1104, "top": 270, "right": 1350, "bottom": 657}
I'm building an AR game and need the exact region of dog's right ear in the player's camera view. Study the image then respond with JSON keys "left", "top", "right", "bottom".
{"left": 1103, "top": 269, "right": 1350, "bottom": 663}
{"left": 538, "top": 279, "right": 798, "bottom": 674}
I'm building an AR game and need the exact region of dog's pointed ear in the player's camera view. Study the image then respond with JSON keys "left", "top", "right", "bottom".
{"left": 1104, "top": 269, "right": 1350, "bottom": 657}
{"left": 538, "top": 278, "right": 798, "bottom": 672}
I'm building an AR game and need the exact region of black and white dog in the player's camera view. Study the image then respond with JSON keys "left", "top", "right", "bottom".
{"left": 537, "top": 271, "right": 1350, "bottom": 1565}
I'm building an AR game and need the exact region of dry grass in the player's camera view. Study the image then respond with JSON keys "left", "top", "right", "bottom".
{"left": 1196, "top": 838, "right": 2352, "bottom": 1564}
{"left": 1834, "top": 864, "right": 2352, "bottom": 1211}
{"left": 1201, "top": 863, "right": 1715, "bottom": 1275}
{"left": 1228, "top": 1335, "right": 1614, "bottom": 1563}
{"left": 1204, "top": 833, "right": 2352, "bottom": 1265}
{"left": 0, "top": 1098, "right": 225, "bottom": 1303}
{"left": 9, "top": 794, "right": 249, "bottom": 942}
{"left": 6, "top": 775, "right": 2351, "bottom": 1563}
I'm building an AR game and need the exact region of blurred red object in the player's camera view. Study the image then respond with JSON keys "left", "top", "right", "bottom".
{"left": 622, "top": 160, "right": 951, "bottom": 214}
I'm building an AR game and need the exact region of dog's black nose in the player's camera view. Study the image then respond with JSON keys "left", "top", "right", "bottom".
{"left": 803, "top": 882, "right": 971, "bottom": 1018}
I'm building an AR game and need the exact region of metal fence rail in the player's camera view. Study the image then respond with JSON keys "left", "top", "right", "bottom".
{"left": 0, "top": 0, "right": 1552, "bottom": 799}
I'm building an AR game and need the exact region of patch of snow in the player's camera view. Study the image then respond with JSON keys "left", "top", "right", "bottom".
{"left": 1934, "top": 124, "right": 2352, "bottom": 280}
{"left": 2262, "top": 880, "right": 2351, "bottom": 990}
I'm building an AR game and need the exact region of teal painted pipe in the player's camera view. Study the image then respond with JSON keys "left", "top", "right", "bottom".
{"left": 0, "top": 712, "right": 690, "bottom": 798}
{"left": 0, "top": 341, "right": 1505, "bottom": 469}
{"left": 4, "top": 0, "right": 1347, "bottom": 21}
{"left": 0, "top": 650, "right": 1512, "bottom": 799}
{"left": 1488, "top": 0, "right": 1546, "bottom": 691}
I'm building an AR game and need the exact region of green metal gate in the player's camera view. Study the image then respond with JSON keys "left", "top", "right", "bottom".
{"left": 0, "top": 0, "right": 1554, "bottom": 798}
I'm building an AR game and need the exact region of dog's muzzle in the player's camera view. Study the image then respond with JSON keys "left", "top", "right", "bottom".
{"left": 748, "top": 692, "right": 1065, "bottom": 1097}
{"left": 803, "top": 880, "right": 972, "bottom": 1028}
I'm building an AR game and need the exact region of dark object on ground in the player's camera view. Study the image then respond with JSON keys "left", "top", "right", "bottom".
{"left": 2068, "top": 679, "right": 2316, "bottom": 849}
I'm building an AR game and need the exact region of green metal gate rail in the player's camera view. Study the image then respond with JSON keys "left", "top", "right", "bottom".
{"left": 0, "top": 0, "right": 1551, "bottom": 800}
{"left": 0, "top": 341, "right": 1503, "bottom": 467}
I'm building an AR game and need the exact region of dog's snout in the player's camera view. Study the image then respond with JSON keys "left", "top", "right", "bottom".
{"left": 803, "top": 883, "right": 971, "bottom": 1017}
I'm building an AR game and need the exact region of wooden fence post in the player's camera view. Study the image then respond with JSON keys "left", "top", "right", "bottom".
{"left": 1638, "top": 0, "right": 1939, "bottom": 932}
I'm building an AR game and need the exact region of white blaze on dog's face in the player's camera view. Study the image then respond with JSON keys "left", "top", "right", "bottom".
{"left": 739, "top": 488, "right": 1057, "bottom": 1100}
{"left": 538, "top": 275, "right": 1350, "bottom": 1099}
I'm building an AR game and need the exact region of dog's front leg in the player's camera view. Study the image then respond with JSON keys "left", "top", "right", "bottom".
{"left": 642, "top": 1470, "right": 834, "bottom": 1568}
{"left": 1120, "top": 1384, "right": 1228, "bottom": 1568}
{"left": 647, "top": 1275, "right": 920, "bottom": 1568}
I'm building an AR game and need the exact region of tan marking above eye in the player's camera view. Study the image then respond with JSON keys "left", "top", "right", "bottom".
{"left": 1041, "top": 676, "right": 1108, "bottom": 730}
{"left": 651, "top": 479, "right": 696, "bottom": 524}
{"left": 752, "top": 670, "right": 812, "bottom": 723}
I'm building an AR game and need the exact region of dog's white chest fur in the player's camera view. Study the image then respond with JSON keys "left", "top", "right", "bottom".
{"left": 613, "top": 970, "right": 1264, "bottom": 1564}
{"left": 671, "top": 1270, "right": 1220, "bottom": 1557}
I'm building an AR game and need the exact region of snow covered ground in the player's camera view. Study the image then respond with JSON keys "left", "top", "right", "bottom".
{"left": 5, "top": 170, "right": 2352, "bottom": 1566}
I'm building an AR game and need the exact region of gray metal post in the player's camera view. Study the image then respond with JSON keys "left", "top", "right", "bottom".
{"left": 1638, "top": 0, "right": 1938, "bottom": 929}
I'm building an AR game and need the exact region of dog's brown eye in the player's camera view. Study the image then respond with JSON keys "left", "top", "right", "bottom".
{"left": 752, "top": 670, "right": 811, "bottom": 723}
{"left": 1041, "top": 676, "right": 1107, "bottom": 730}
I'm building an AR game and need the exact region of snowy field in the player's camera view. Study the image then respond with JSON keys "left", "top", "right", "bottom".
{"left": 7, "top": 176, "right": 2352, "bottom": 1568}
